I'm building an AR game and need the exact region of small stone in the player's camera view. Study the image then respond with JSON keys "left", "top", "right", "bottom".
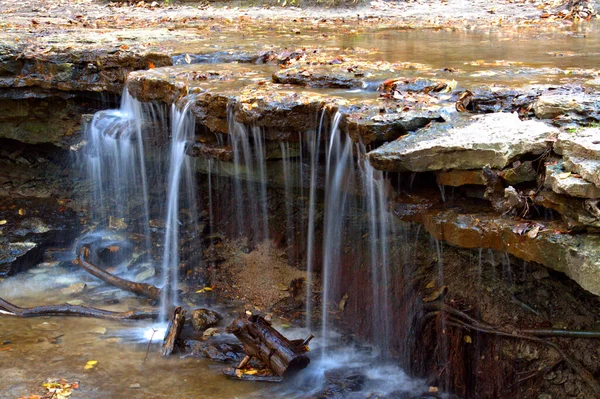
{"left": 129, "top": 383, "right": 141, "bottom": 389}
{"left": 202, "top": 327, "right": 222, "bottom": 338}
{"left": 134, "top": 265, "right": 156, "bottom": 281}
{"left": 191, "top": 308, "right": 222, "bottom": 332}
{"left": 90, "top": 327, "right": 107, "bottom": 335}
{"left": 62, "top": 283, "right": 87, "bottom": 296}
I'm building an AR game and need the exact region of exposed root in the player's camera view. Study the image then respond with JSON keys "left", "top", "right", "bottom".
{"left": 424, "top": 301, "right": 600, "bottom": 397}
{"left": 0, "top": 296, "right": 158, "bottom": 320}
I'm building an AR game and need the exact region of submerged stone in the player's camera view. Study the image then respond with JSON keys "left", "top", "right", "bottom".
{"left": 368, "top": 113, "right": 557, "bottom": 172}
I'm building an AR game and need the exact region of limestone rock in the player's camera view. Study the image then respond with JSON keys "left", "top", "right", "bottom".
{"left": 544, "top": 162, "right": 600, "bottom": 199}
{"left": 368, "top": 113, "right": 557, "bottom": 172}
{"left": 533, "top": 93, "right": 600, "bottom": 122}
{"left": 555, "top": 129, "right": 600, "bottom": 188}
{"left": 191, "top": 308, "right": 222, "bottom": 332}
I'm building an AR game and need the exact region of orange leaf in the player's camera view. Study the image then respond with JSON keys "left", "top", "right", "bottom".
{"left": 107, "top": 245, "right": 120, "bottom": 253}
{"left": 148, "top": 62, "right": 155, "bottom": 69}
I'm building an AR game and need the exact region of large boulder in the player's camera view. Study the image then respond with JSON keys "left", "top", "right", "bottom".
{"left": 368, "top": 113, "right": 557, "bottom": 172}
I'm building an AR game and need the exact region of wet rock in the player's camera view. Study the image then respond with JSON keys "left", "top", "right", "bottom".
{"left": 544, "top": 161, "right": 600, "bottom": 198}
{"left": 534, "top": 190, "right": 600, "bottom": 229}
{"left": 435, "top": 170, "right": 485, "bottom": 187}
{"left": 190, "top": 341, "right": 245, "bottom": 363}
{"left": 344, "top": 107, "right": 442, "bottom": 145}
{"left": 190, "top": 308, "right": 222, "bottom": 332}
{"left": 555, "top": 128, "right": 600, "bottom": 188}
{"left": 368, "top": 113, "right": 557, "bottom": 172}
{"left": 500, "top": 161, "right": 537, "bottom": 185}
{"left": 534, "top": 93, "right": 600, "bottom": 123}
{"left": 392, "top": 193, "right": 600, "bottom": 295}
{"left": 185, "top": 142, "right": 234, "bottom": 162}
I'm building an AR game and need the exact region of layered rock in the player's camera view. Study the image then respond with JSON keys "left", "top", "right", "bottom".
{"left": 368, "top": 112, "right": 557, "bottom": 172}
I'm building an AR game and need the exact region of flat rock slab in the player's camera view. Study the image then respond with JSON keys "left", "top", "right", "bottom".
{"left": 555, "top": 129, "right": 600, "bottom": 189}
{"left": 368, "top": 112, "right": 557, "bottom": 172}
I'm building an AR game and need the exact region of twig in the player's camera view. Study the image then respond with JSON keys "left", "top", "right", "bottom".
{"left": 144, "top": 328, "right": 158, "bottom": 364}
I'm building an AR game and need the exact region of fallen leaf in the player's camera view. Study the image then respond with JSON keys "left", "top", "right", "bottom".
{"left": 557, "top": 172, "right": 572, "bottom": 179}
{"left": 464, "top": 335, "right": 472, "bottom": 344}
{"left": 84, "top": 360, "right": 98, "bottom": 370}
{"left": 18, "top": 208, "right": 26, "bottom": 216}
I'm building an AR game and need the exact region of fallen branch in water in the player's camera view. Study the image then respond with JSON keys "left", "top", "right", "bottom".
{"left": 0, "top": 296, "right": 158, "bottom": 320}
{"left": 77, "top": 246, "right": 161, "bottom": 301}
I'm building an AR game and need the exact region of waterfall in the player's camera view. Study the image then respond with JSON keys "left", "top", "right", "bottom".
{"left": 358, "top": 149, "right": 392, "bottom": 355}
{"left": 83, "top": 89, "right": 200, "bottom": 323}
{"left": 83, "top": 90, "right": 154, "bottom": 255}
{"left": 159, "top": 96, "right": 199, "bottom": 321}
{"left": 228, "top": 107, "right": 269, "bottom": 243}
{"left": 320, "top": 111, "right": 355, "bottom": 354}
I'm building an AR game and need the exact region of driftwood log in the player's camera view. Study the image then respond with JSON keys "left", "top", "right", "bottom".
{"left": 162, "top": 306, "right": 186, "bottom": 356}
{"left": 0, "top": 296, "right": 157, "bottom": 320}
{"left": 226, "top": 314, "right": 311, "bottom": 376}
{"left": 78, "top": 246, "right": 161, "bottom": 301}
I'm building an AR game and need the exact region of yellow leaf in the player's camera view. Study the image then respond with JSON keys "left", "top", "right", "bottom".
{"left": 464, "top": 335, "right": 472, "bottom": 344}
{"left": 425, "top": 281, "right": 435, "bottom": 289}
{"left": 84, "top": 360, "right": 98, "bottom": 370}
{"left": 243, "top": 369, "right": 258, "bottom": 375}
{"left": 18, "top": 208, "right": 26, "bottom": 216}
{"left": 557, "top": 172, "right": 572, "bottom": 179}
{"left": 0, "top": 220, "right": 6, "bottom": 225}
{"left": 280, "top": 323, "right": 291, "bottom": 328}
{"left": 204, "top": 287, "right": 213, "bottom": 291}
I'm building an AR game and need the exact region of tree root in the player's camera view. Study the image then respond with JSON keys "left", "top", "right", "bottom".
{"left": 424, "top": 301, "right": 600, "bottom": 397}
{"left": 0, "top": 297, "right": 158, "bottom": 320}
{"left": 77, "top": 246, "right": 161, "bottom": 301}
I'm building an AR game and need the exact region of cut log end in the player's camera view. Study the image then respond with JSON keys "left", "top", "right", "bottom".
{"left": 227, "top": 313, "right": 311, "bottom": 377}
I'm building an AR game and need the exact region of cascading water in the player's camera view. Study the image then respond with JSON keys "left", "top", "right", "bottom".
{"left": 320, "top": 111, "right": 355, "bottom": 353}
{"left": 159, "top": 95, "right": 200, "bottom": 321}
{"left": 228, "top": 107, "right": 269, "bottom": 242}
{"left": 83, "top": 90, "right": 153, "bottom": 251}
{"left": 83, "top": 90, "right": 200, "bottom": 323}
